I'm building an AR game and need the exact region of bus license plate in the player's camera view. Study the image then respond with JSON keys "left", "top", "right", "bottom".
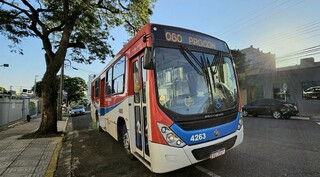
{"left": 209, "top": 148, "right": 225, "bottom": 159}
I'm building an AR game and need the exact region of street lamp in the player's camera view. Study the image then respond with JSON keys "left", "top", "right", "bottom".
{"left": 0, "top": 64, "right": 9, "bottom": 67}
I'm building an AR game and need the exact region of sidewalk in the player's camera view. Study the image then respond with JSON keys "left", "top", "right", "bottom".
{"left": 0, "top": 116, "right": 68, "bottom": 177}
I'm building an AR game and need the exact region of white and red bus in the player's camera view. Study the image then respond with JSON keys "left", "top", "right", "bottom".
{"left": 91, "top": 23, "right": 243, "bottom": 173}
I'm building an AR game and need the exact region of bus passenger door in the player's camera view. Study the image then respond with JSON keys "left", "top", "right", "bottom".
{"left": 132, "top": 55, "right": 150, "bottom": 161}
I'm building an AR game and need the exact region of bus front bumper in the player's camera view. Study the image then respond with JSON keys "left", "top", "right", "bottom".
{"left": 148, "top": 127, "right": 243, "bottom": 173}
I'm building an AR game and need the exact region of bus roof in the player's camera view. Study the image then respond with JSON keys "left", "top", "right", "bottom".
{"left": 92, "top": 23, "right": 230, "bottom": 83}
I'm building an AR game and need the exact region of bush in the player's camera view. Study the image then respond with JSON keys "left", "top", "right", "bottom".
{"left": 29, "top": 102, "right": 36, "bottom": 115}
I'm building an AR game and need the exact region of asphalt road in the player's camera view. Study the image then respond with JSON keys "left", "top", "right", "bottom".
{"left": 55, "top": 114, "right": 320, "bottom": 177}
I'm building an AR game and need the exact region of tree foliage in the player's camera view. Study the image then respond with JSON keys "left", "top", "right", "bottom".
{"left": 231, "top": 49, "right": 247, "bottom": 74}
{"left": 0, "top": 0, "right": 155, "bottom": 134}
{"left": 0, "top": 86, "right": 7, "bottom": 93}
{"left": 64, "top": 76, "right": 87, "bottom": 103}
{"left": 231, "top": 49, "right": 248, "bottom": 89}
{"left": 33, "top": 75, "right": 87, "bottom": 103}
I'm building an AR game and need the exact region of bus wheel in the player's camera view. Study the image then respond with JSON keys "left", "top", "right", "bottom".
{"left": 96, "top": 113, "right": 103, "bottom": 132}
{"left": 122, "top": 125, "right": 135, "bottom": 160}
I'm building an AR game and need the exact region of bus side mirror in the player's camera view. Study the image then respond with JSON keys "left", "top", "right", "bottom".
{"left": 143, "top": 47, "right": 154, "bottom": 70}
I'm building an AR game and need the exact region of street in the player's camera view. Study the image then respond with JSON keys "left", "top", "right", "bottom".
{"left": 55, "top": 114, "right": 320, "bottom": 177}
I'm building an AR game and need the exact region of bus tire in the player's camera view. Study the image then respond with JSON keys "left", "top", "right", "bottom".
{"left": 122, "top": 125, "right": 135, "bottom": 160}
{"left": 96, "top": 112, "right": 103, "bottom": 132}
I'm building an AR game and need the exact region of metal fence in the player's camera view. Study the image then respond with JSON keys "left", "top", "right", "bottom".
{"left": 0, "top": 94, "right": 30, "bottom": 130}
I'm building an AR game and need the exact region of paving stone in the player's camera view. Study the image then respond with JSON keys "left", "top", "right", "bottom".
{"left": 23, "top": 147, "right": 44, "bottom": 152}
{"left": 2, "top": 166, "right": 36, "bottom": 174}
{"left": 1, "top": 172, "right": 33, "bottom": 177}
{"left": 37, "top": 160, "right": 50, "bottom": 166}
{"left": 0, "top": 167, "right": 7, "bottom": 175}
{"left": 0, "top": 162, "right": 11, "bottom": 168}
{"left": 0, "top": 151, "right": 21, "bottom": 157}
{"left": 0, "top": 117, "right": 66, "bottom": 177}
{"left": 16, "top": 154, "right": 42, "bottom": 161}
{"left": 34, "top": 165, "right": 48, "bottom": 172}
{"left": 31, "top": 173, "right": 45, "bottom": 177}
{"left": 1, "top": 148, "right": 25, "bottom": 153}
{"left": 0, "top": 156, "right": 17, "bottom": 162}
{"left": 20, "top": 151, "right": 44, "bottom": 157}
{"left": 11, "top": 160, "right": 39, "bottom": 167}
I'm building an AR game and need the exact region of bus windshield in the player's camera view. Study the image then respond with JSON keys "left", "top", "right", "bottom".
{"left": 155, "top": 47, "right": 238, "bottom": 115}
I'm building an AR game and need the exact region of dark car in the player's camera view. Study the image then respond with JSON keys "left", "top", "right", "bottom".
{"left": 242, "top": 99, "right": 298, "bottom": 119}
{"left": 303, "top": 86, "right": 320, "bottom": 99}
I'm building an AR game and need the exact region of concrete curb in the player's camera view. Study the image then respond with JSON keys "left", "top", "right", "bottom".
{"left": 45, "top": 137, "right": 63, "bottom": 177}
{"left": 45, "top": 116, "right": 69, "bottom": 176}
{"left": 310, "top": 117, "right": 320, "bottom": 122}
{"left": 63, "top": 117, "right": 69, "bottom": 133}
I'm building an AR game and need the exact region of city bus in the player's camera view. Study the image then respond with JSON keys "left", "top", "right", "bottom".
{"left": 90, "top": 23, "right": 243, "bottom": 173}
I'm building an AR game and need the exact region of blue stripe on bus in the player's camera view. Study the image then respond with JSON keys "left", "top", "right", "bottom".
{"left": 171, "top": 112, "right": 240, "bottom": 145}
{"left": 98, "top": 101, "right": 123, "bottom": 116}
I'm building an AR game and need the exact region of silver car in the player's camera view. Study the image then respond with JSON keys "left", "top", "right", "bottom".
{"left": 70, "top": 105, "right": 85, "bottom": 116}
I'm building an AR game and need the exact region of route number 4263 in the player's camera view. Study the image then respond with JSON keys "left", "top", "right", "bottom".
{"left": 190, "top": 133, "right": 206, "bottom": 142}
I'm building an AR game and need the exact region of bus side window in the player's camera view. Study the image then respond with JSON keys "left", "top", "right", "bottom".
{"left": 133, "top": 61, "right": 140, "bottom": 103}
{"left": 106, "top": 68, "right": 113, "bottom": 95}
{"left": 113, "top": 57, "right": 125, "bottom": 94}
{"left": 95, "top": 79, "right": 100, "bottom": 98}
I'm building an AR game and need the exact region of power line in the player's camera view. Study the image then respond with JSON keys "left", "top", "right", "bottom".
{"left": 220, "top": 0, "right": 303, "bottom": 37}
{"left": 254, "top": 22, "right": 320, "bottom": 49}
{"left": 279, "top": 45, "right": 320, "bottom": 58}
{"left": 254, "top": 20, "right": 320, "bottom": 45}
{"left": 64, "top": 59, "right": 96, "bottom": 74}
{"left": 276, "top": 45, "right": 320, "bottom": 63}
{"left": 215, "top": 0, "right": 280, "bottom": 35}
{"left": 72, "top": 67, "right": 95, "bottom": 74}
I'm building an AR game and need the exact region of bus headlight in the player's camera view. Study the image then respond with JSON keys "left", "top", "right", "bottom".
{"left": 157, "top": 123, "right": 186, "bottom": 148}
{"left": 238, "top": 115, "right": 243, "bottom": 130}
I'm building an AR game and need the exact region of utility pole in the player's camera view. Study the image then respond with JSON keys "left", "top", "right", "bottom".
{"left": 34, "top": 75, "right": 38, "bottom": 97}
{"left": 57, "top": 61, "right": 64, "bottom": 121}
{"left": 34, "top": 75, "right": 39, "bottom": 116}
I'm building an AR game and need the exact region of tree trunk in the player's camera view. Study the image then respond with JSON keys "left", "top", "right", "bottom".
{"left": 36, "top": 18, "right": 75, "bottom": 134}
{"left": 37, "top": 66, "right": 58, "bottom": 134}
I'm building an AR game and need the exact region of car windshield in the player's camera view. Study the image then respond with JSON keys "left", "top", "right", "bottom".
{"left": 72, "top": 105, "right": 84, "bottom": 109}
{"left": 155, "top": 47, "right": 238, "bottom": 115}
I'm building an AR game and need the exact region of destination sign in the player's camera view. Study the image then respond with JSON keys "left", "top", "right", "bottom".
{"left": 165, "top": 31, "right": 216, "bottom": 49}
{"left": 152, "top": 25, "right": 229, "bottom": 53}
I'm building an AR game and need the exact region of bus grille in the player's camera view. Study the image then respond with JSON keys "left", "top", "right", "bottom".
{"left": 192, "top": 136, "right": 237, "bottom": 161}
{"left": 176, "top": 112, "right": 238, "bottom": 131}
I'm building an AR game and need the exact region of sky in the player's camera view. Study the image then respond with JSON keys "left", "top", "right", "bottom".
{"left": 1, "top": 0, "right": 320, "bottom": 91}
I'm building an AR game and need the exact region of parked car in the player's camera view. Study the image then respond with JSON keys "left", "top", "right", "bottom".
{"left": 302, "top": 86, "right": 320, "bottom": 99}
{"left": 242, "top": 99, "right": 298, "bottom": 119}
{"left": 70, "top": 105, "right": 86, "bottom": 117}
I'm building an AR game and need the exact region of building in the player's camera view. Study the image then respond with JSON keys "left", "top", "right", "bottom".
{"left": 86, "top": 74, "right": 96, "bottom": 100}
{"left": 241, "top": 45, "right": 276, "bottom": 73}
{"left": 239, "top": 46, "right": 320, "bottom": 117}
{"left": 239, "top": 45, "right": 277, "bottom": 105}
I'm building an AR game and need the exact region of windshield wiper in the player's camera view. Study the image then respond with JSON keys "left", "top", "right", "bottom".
{"left": 179, "top": 45, "right": 224, "bottom": 105}
{"left": 209, "top": 52, "right": 223, "bottom": 74}
{"left": 179, "top": 45, "right": 205, "bottom": 75}
{"left": 199, "top": 55, "right": 216, "bottom": 101}
{"left": 180, "top": 45, "right": 214, "bottom": 100}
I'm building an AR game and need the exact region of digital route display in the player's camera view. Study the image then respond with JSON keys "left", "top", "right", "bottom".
{"left": 152, "top": 24, "right": 229, "bottom": 53}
